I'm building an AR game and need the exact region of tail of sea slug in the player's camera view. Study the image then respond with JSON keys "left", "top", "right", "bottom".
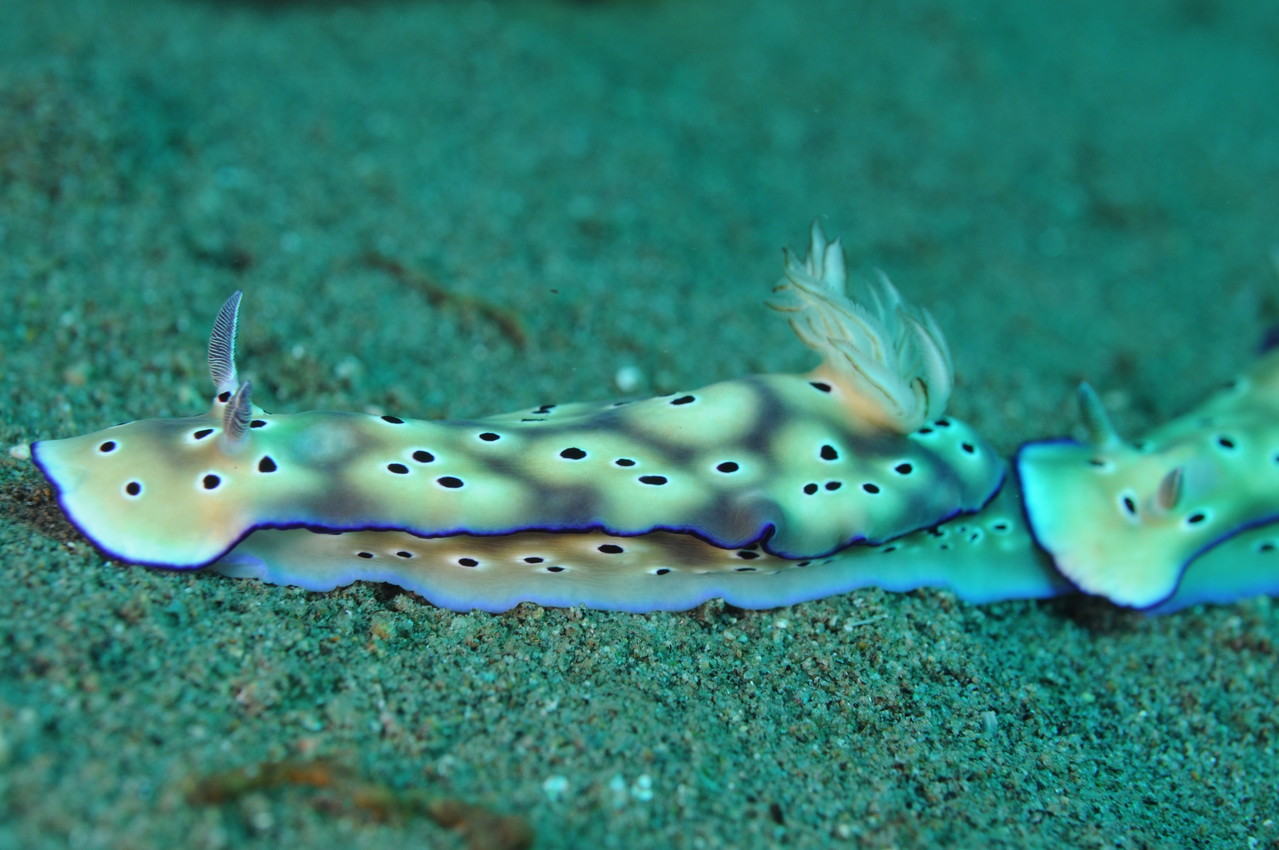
{"left": 768, "top": 221, "right": 954, "bottom": 434}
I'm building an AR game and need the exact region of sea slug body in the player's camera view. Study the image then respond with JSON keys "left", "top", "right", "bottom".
{"left": 30, "top": 223, "right": 1014, "bottom": 611}
{"left": 29, "top": 223, "right": 1279, "bottom": 613}
{"left": 1018, "top": 351, "right": 1279, "bottom": 610}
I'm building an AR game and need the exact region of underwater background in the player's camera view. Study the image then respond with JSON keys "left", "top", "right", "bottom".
{"left": 2, "top": 0, "right": 1278, "bottom": 847}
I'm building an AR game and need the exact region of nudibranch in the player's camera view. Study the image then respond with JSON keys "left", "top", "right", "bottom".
{"left": 1017, "top": 351, "right": 1279, "bottom": 610}
{"left": 30, "top": 224, "right": 1019, "bottom": 612}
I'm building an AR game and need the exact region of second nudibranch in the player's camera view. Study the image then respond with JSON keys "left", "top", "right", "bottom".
{"left": 1018, "top": 350, "right": 1279, "bottom": 609}
{"left": 30, "top": 223, "right": 1004, "bottom": 587}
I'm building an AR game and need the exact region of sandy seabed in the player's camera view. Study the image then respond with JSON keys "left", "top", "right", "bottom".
{"left": 2, "top": 1, "right": 1278, "bottom": 847}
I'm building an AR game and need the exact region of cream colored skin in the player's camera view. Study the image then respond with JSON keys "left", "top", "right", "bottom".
{"left": 32, "top": 372, "right": 1001, "bottom": 570}
{"left": 1018, "top": 350, "right": 1279, "bottom": 609}
{"left": 30, "top": 223, "right": 1008, "bottom": 609}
